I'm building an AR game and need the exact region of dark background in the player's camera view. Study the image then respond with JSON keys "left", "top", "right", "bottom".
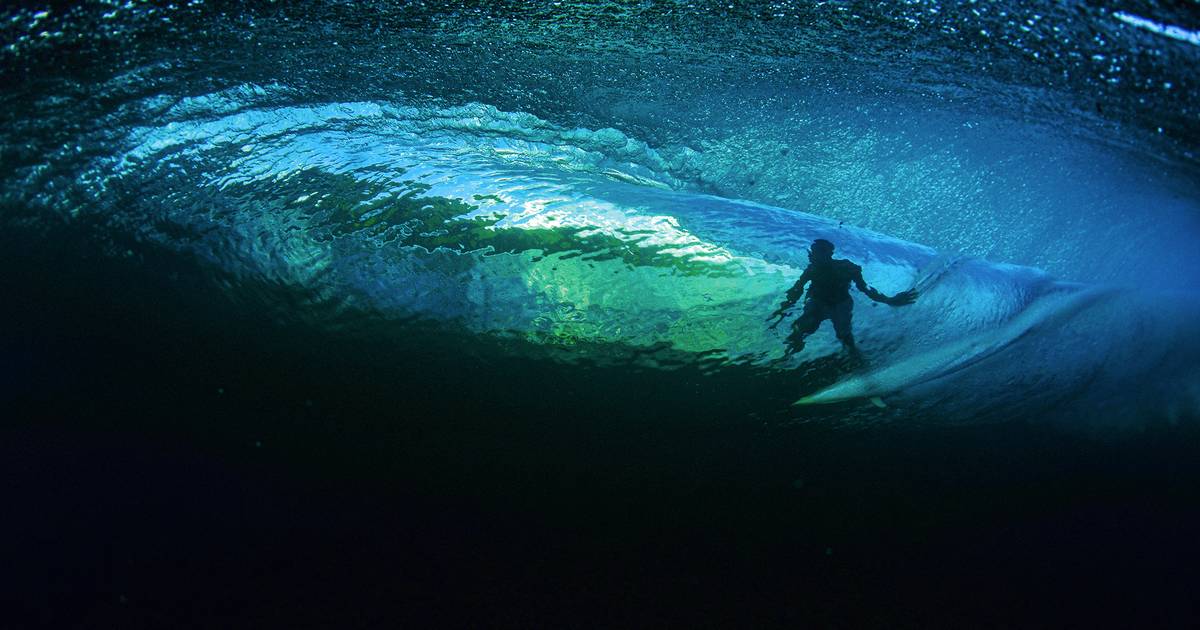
{"left": 4, "top": 234, "right": 1199, "bottom": 629}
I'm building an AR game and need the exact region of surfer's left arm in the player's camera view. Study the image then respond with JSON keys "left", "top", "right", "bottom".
{"left": 767, "top": 269, "right": 810, "bottom": 326}
{"left": 854, "top": 267, "right": 917, "bottom": 306}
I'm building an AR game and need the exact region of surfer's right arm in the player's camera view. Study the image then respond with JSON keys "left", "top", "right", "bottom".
{"left": 852, "top": 266, "right": 917, "bottom": 306}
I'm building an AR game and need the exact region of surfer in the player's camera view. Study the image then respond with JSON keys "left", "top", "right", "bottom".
{"left": 768, "top": 239, "right": 917, "bottom": 356}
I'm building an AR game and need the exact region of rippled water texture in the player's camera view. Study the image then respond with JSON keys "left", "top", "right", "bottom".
{"left": 6, "top": 0, "right": 1199, "bottom": 431}
{"left": 3, "top": 2, "right": 1198, "bottom": 271}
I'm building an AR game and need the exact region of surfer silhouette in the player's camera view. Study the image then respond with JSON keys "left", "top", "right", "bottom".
{"left": 768, "top": 239, "right": 917, "bottom": 357}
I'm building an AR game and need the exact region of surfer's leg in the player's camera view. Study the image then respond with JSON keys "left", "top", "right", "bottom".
{"left": 831, "top": 300, "right": 857, "bottom": 351}
{"left": 784, "top": 303, "right": 823, "bottom": 356}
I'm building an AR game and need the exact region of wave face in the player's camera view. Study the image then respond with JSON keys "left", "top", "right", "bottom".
{"left": 2, "top": 1, "right": 1199, "bottom": 431}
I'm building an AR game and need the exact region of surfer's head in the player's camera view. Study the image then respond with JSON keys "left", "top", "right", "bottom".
{"left": 809, "top": 239, "right": 835, "bottom": 262}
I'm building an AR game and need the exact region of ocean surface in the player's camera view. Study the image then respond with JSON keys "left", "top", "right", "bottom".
{"left": 3, "top": 1, "right": 1200, "bottom": 627}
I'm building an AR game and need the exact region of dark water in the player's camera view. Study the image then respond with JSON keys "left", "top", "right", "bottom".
{"left": 4, "top": 1, "right": 1200, "bottom": 627}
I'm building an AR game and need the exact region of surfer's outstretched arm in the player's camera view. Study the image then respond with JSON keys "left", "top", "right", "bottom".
{"left": 853, "top": 268, "right": 917, "bottom": 306}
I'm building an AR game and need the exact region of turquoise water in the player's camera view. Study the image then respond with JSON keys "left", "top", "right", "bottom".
{"left": 3, "top": 1, "right": 1200, "bottom": 626}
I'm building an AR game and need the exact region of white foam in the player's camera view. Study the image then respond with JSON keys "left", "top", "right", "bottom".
{"left": 1114, "top": 11, "right": 1200, "bottom": 46}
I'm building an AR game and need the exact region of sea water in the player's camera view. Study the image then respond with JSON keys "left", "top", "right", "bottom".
{"left": 3, "top": 2, "right": 1199, "bottom": 626}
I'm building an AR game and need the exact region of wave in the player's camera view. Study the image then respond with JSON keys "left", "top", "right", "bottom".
{"left": 2, "top": 88, "right": 1189, "bottom": 431}
{"left": 5, "top": 0, "right": 1200, "bottom": 288}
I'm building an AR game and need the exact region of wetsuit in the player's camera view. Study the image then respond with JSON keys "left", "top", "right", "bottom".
{"left": 782, "top": 258, "right": 891, "bottom": 353}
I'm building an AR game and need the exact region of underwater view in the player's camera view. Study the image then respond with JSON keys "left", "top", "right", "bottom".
{"left": 3, "top": 0, "right": 1199, "bottom": 626}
